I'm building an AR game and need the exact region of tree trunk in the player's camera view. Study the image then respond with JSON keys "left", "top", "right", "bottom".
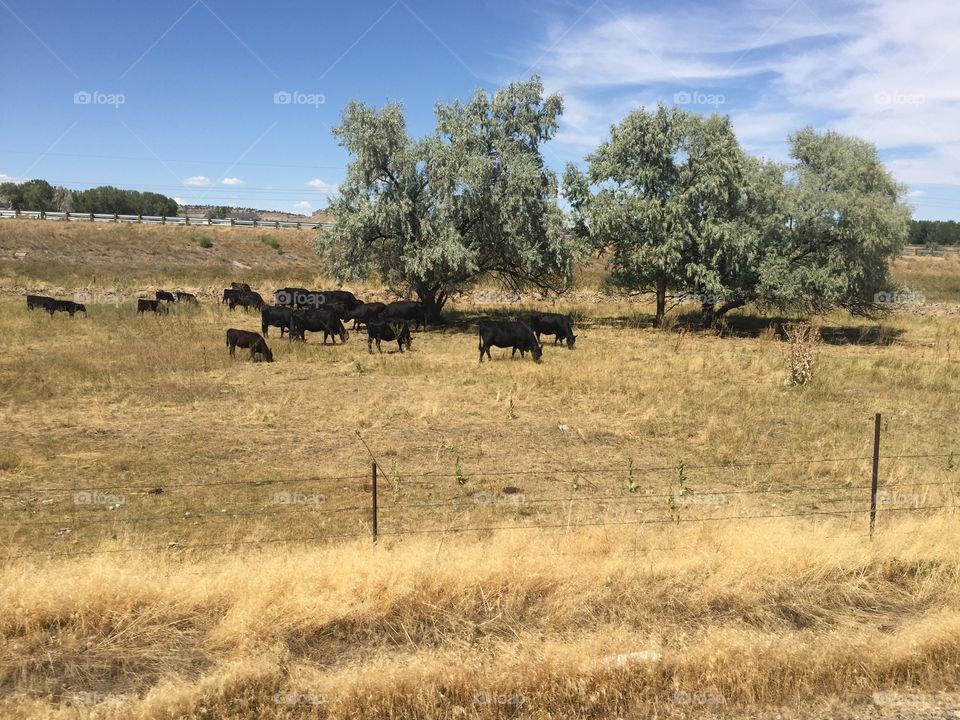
{"left": 654, "top": 278, "right": 667, "bottom": 328}
{"left": 701, "top": 301, "right": 715, "bottom": 329}
{"left": 414, "top": 283, "right": 448, "bottom": 326}
{"left": 713, "top": 297, "right": 752, "bottom": 324}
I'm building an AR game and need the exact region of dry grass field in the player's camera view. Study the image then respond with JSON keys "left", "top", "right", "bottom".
{"left": 1, "top": 219, "right": 959, "bottom": 718}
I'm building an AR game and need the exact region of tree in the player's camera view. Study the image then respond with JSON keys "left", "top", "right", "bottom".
{"left": 315, "top": 77, "right": 580, "bottom": 322}
{"left": 0, "top": 179, "right": 57, "bottom": 212}
{"left": 744, "top": 129, "right": 911, "bottom": 319}
{"left": 564, "top": 104, "right": 746, "bottom": 327}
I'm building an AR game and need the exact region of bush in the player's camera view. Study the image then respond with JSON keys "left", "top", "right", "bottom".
{"left": 785, "top": 323, "right": 821, "bottom": 385}
{"left": 198, "top": 237, "right": 213, "bottom": 249}
{"left": 260, "top": 235, "right": 281, "bottom": 251}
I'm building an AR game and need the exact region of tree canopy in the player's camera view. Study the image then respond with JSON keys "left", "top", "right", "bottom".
{"left": 315, "top": 77, "right": 582, "bottom": 321}
{"left": 565, "top": 107, "right": 911, "bottom": 326}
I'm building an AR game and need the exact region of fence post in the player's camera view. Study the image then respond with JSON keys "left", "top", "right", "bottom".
{"left": 89, "top": 212, "right": 94, "bottom": 222}
{"left": 870, "top": 412, "right": 881, "bottom": 539}
{"left": 371, "top": 461, "right": 379, "bottom": 542}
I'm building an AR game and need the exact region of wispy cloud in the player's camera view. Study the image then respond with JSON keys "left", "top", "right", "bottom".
{"left": 182, "top": 175, "right": 212, "bottom": 186}
{"left": 293, "top": 200, "right": 311, "bottom": 210}
{"left": 221, "top": 177, "right": 245, "bottom": 186}
{"left": 307, "top": 178, "right": 338, "bottom": 194}
{"left": 534, "top": 0, "right": 960, "bottom": 193}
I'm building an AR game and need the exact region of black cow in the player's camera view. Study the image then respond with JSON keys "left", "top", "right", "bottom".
{"left": 289, "top": 309, "right": 348, "bottom": 344}
{"left": 230, "top": 282, "right": 252, "bottom": 292}
{"left": 226, "top": 328, "right": 273, "bottom": 362}
{"left": 137, "top": 298, "right": 168, "bottom": 315}
{"left": 479, "top": 321, "right": 543, "bottom": 363}
{"left": 261, "top": 305, "right": 296, "bottom": 337}
{"left": 175, "top": 291, "right": 199, "bottom": 304}
{"left": 229, "top": 290, "right": 266, "bottom": 312}
{"left": 348, "top": 301, "right": 386, "bottom": 330}
{"left": 382, "top": 300, "right": 427, "bottom": 331}
{"left": 26, "top": 295, "right": 58, "bottom": 313}
{"left": 367, "top": 319, "right": 412, "bottom": 353}
{"left": 56, "top": 300, "right": 86, "bottom": 317}
{"left": 529, "top": 312, "right": 577, "bottom": 348}
{"left": 222, "top": 288, "right": 240, "bottom": 305}
{"left": 156, "top": 290, "right": 175, "bottom": 303}
{"left": 314, "top": 289, "right": 362, "bottom": 311}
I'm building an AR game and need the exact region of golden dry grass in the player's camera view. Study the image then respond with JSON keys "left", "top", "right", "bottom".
{"left": 1, "top": 220, "right": 960, "bottom": 718}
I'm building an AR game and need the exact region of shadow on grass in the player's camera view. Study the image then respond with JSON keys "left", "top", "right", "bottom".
{"left": 435, "top": 307, "right": 903, "bottom": 347}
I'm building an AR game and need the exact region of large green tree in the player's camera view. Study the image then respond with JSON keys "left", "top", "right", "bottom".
{"left": 567, "top": 110, "right": 911, "bottom": 326}
{"left": 315, "top": 77, "right": 580, "bottom": 322}
{"left": 564, "top": 104, "right": 747, "bottom": 326}
{"left": 730, "top": 129, "right": 911, "bottom": 319}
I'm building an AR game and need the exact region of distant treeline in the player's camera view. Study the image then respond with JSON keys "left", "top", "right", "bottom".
{"left": 0, "top": 179, "right": 178, "bottom": 217}
{"left": 908, "top": 220, "right": 960, "bottom": 246}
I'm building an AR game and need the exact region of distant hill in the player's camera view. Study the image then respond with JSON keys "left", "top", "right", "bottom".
{"left": 176, "top": 205, "right": 331, "bottom": 224}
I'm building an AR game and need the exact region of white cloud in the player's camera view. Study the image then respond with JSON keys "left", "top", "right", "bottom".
{"left": 0, "top": 173, "right": 22, "bottom": 184}
{"left": 293, "top": 201, "right": 311, "bottom": 210}
{"left": 221, "top": 177, "right": 245, "bottom": 186}
{"left": 182, "top": 176, "right": 212, "bottom": 187}
{"left": 307, "top": 178, "right": 338, "bottom": 194}
{"left": 173, "top": 197, "right": 185, "bottom": 205}
{"left": 533, "top": 0, "right": 960, "bottom": 196}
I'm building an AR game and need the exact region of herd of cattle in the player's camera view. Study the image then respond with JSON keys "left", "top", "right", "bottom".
{"left": 25, "top": 282, "right": 578, "bottom": 363}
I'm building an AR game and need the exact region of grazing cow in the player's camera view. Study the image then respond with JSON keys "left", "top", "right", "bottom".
{"left": 289, "top": 308, "right": 348, "bottom": 344}
{"left": 348, "top": 301, "right": 386, "bottom": 330}
{"left": 367, "top": 319, "right": 412, "bottom": 353}
{"left": 221, "top": 288, "right": 240, "bottom": 305}
{"left": 230, "top": 282, "right": 252, "bottom": 292}
{"left": 479, "top": 321, "right": 543, "bottom": 363}
{"left": 228, "top": 290, "right": 266, "bottom": 312}
{"left": 156, "top": 290, "right": 175, "bottom": 302}
{"left": 260, "top": 305, "right": 296, "bottom": 337}
{"left": 315, "top": 290, "right": 362, "bottom": 311}
{"left": 26, "top": 295, "right": 58, "bottom": 313}
{"left": 175, "top": 291, "right": 199, "bottom": 304}
{"left": 529, "top": 312, "right": 577, "bottom": 348}
{"left": 137, "top": 298, "right": 168, "bottom": 315}
{"left": 55, "top": 300, "right": 86, "bottom": 317}
{"left": 226, "top": 328, "right": 274, "bottom": 362}
{"left": 382, "top": 300, "right": 427, "bottom": 331}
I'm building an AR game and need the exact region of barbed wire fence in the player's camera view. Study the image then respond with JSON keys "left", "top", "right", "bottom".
{"left": 1, "top": 414, "right": 957, "bottom": 564}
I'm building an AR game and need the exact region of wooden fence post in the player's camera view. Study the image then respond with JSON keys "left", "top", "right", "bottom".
{"left": 870, "top": 413, "right": 881, "bottom": 539}
{"left": 371, "top": 462, "right": 379, "bottom": 542}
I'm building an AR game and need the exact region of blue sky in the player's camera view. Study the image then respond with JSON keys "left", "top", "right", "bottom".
{"left": 2, "top": 0, "right": 958, "bottom": 219}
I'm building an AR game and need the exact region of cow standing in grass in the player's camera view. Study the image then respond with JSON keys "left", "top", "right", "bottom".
{"left": 367, "top": 319, "right": 412, "bottom": 353}
{"left": 289, "top": 309, "right": 348, "bottom": 344}
{"left": 529, "top": 312, "right": 577, "bottom": 348}
{"left": 226, "top": 328, "right": 274, "bottom": 362}
{"left": 479, "top": 321, "right": 543, "bottom": 362}
{"left": 137, "top": 298, "right": 168, "bottom": 315}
